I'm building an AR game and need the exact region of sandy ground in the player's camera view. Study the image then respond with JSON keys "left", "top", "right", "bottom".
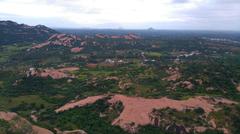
{"left": 56, "top": 94, "right": 237, "bottom": 132}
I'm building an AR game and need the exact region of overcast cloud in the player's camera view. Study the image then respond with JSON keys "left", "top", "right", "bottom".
{"left": 0, "top": 0, "right": 239, "bottom": 30}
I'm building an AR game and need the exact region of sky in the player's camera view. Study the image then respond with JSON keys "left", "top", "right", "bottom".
{"left": 0, "top": 0, "right": 239, "bottom": 30}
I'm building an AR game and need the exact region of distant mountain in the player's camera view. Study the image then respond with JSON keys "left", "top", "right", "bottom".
{"left": 148, "top": 27, "right": 155, "bottom": 31}
{"left": 0, "top": 20, "right": 58, "bottom": 45}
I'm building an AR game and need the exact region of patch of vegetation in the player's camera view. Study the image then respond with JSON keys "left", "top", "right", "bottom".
{"left": 0, "top": 119, "right": 10, "bottom": 134}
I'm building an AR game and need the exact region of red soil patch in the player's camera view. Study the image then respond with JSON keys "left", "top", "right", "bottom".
{"left": 55, "top": 95, "right": 107, "bottom": 113}
{"left": 56, "top": 94, "right": 237, "bottom": 132}
{"left": 108, "top": 95, "right": 236, "bottom": 131}
{"left": 71, "top": 47, "right": 84, "bottom": 53}
{"left": 57, "top": 67, "right": 79, "bottom": 72}
{"left": 128, "top": 33, "right": 141, "bottom": 39}
{"left": 0, "top": 111, "right": 17, "bottom": 121}
{"left": 32, "top": 41, "right": 50, "bottom": 49}
{"left": 39, "top": 69, "right": 69, "bottom": 79}
{"left": 194, "top": 126, "right": 208, "bottom": 133}
{"left": 85, "top": 63, "right": 98, "bottom": 68}
{"left": 32, "top": 125, "right": 53, "bottom": 134}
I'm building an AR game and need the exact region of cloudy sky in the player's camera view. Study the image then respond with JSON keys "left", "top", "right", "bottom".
{"left": 0, "top": 0, "right": 239, "bottom": 30}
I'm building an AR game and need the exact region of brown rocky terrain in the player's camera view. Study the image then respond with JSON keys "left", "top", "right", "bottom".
{"left": 32, "top": 34, "right": 82, "bottom": 49}
{"left": 163, "top": 67, "right": 181, "bottom": 81}
{"left": 172, "top": 81, "right": 194, "bottom": 90}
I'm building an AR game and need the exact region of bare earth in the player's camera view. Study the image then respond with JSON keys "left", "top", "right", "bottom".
{"left": 55, "top": 94, "right": 237, "bottom": 132}
{"left": 0, "top": 111, "right": 17, "bottom": 121}
{"left": 71, "top": 47, "right": 84, "bottom": 53}
{"left": 32, "top": 125, "right": 54, "bottom": 134}
{"left": 55, "top": 95, "right": 107, "bottom": 113}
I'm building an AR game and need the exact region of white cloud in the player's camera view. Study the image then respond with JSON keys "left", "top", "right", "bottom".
{"left": 0, "top": 0, "right": 201, "bottom": 24}
{"left": 0, "top": 0, "right": 239, "bottom": 30}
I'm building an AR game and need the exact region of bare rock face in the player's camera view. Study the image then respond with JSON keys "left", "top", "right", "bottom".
{"left": 32, "top": 34, "right": 82, "bottom": 49}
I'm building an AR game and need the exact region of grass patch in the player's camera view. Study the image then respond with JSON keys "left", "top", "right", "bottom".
{"left": 145, "top": 52, "right": 162, "bottom": 58}
{"left": 0, "top": 44, "right": 32, "bottom": 63}
{"left": 0, "top": 95, "right": 52, "bottom": 111}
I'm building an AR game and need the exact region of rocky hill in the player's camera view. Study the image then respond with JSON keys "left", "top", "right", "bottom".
{"left": 0, "top": 20, "right": 58, "bottom": 45}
